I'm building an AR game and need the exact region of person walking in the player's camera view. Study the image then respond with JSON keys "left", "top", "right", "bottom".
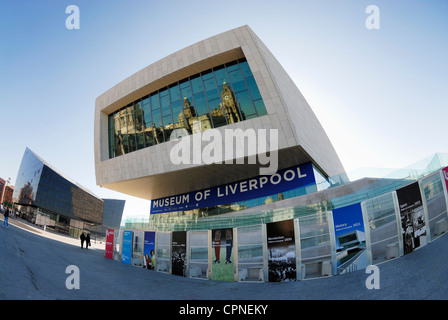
{"left": 85, "top": 233, "right": 91, "bottom": 249}
{"left": 3, "top": 208, "right": 9, "bottom": 228}
{"left": 80, "top": 232, "right": 86, "bottom": 248}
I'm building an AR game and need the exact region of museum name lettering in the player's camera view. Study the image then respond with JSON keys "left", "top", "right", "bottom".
{"left": 152, "top": 166, "right": 308, "bottom": 210}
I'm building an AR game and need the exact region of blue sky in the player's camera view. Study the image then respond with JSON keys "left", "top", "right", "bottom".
{"left": 0, "top": 0, "right": 447, "bottom": 223}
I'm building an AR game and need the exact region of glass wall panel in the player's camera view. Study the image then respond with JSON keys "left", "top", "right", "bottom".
{"left": 245, "top": 77, "right": 262, "bottom": 101}
{"left": 108, "top": 114, "right": 115, "bottom": 158}
{"left": 220, "top": 83, "right": 243, "bottom": 123}
{"left": 156, "top": 232, "right": 171, "bottom": 272}
{"left": 188, "top": 231, "right": 208, "bottom": 279}
{"left": 132, "top": 230, "right": 144, "bottom": 267}
{"left": 225, "top": 60, "right": 239, "bottom": 72}
{"left": 125, "top": 104, "right": 137, "bottom": 153}
{"left": 150, "top": 100, "right": 164, "bottom": 144}
{"left": 421, "top": 173, "right": 447, "bottom": 240}
{"left": 142, "top": 96, "right": 151, "bottom": 125}
{"left": 168, "top": 84, "right": 187, "bottom": 139}
{"left": 235, "top": 91, "right": 257, "bottom": 120}
{"left": 141, "top": 97, "right": 154, "bottom": 147}
{"left": 194, "top": 93, "right": 208, "bottom": 115}
{"left": 151, "top": 106, "right": 161, "bottom": 126}
{"left": 145, "top": 128, "right": 157, "bottom": 147}
{"left": 150, "top": 92, "right": 160, "bottom": 110}
{"left": 160, "top": 91, "right": 173, "bottom": 139}
{"left": 203, "top": 76, "right": 220, "bottom": 101}
{"left": 207, "top": 97, "right": 227, "bottom": 129}
{"left": 237, "top": 225, "right": 264, "bottom": 281}
{"left": 169, "top": 84, "right": 180, "bottom": 103}
{"left": 113, "top": 230, "right": 123, "bottom": 262}
{"left": 228, "top": 69, "right": 246, "bottom": 93}
{"left": 299, "top": 212, "right": 331, "bottom": 279}
{"left": 239, "top": 59, "right": 252, "bottom": 78}
{"left": 163, "top": 114, "right": 173, "bottom": 130}
{"left": 190, "top": 74, "right": 204, "bottom": 94}
{"left": 201, "top": 69, "right": 213, "bottom": 79}
{"left": 160, "top": 88, "right": 168, "bottom": 97}
{"left": 170, "top": 100, "right": 182, "bottom": 124}
{"left": 113, "top": 111, "right": 123, "bottom": 157}
{"left": 134, "top": 100, "right": 145, "bottom": 150}
{"left": 134, "top": 100, "right": 144, "bottom": 131}
{"left": 253, "top": 99, "right": 268, "bottom": 117}
{"left": 136, "top": 132, "right": 145, "bottom": 150}
{"left": 364, "top": 192, "right": 399, "bottom": 264}
{"left": 193, "top": 92, "right": 212, "bottom": 132}
{"left": 180, "top": 79, "right": 193, "bottom": 102}
{"left": 213, "top": 66, "right": 229, "bottom": 88}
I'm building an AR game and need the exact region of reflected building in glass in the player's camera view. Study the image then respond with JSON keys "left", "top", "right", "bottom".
{"left": 13, "top": 148, "right": 125, "bottom": 237}
{"left": 107, "top": 58, "right": 266, "bottom": 158}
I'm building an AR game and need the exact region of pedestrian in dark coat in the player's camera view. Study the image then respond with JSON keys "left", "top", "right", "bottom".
{"left": 80, "top": 232, "right": 86, "bottom": 248}
{"left": 85, "top": 233, "right": 91, "bottom": 249}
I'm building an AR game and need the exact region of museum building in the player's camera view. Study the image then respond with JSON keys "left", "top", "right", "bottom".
{"left": 95, "top": 26, "right": 448, "bottom": 282}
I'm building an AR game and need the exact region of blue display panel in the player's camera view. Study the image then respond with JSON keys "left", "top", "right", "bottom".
{"left": 151, "top": 162, "right": 315, "bottom": 214}
{"left": 122, "top": 230, "right": 133, "bottom": 265}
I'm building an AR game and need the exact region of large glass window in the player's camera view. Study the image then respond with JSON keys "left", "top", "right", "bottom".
{"left": 108, "top": 58, "right": 268, "bottom": 159}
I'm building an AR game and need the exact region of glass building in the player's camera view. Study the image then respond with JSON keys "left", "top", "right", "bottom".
{"left": 13, "top": 148, "right": 124, "bottom": 237}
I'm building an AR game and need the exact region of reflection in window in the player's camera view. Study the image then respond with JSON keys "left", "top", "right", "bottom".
{"left": 108, "top": 58, "right": 268, "bottom": 158}
{"left": 108, "top": 115, "right": 114, "bottom": 158}
{"left": 141, "top": 97, "right": 154, "bottom": 147}
{"left": 151, "top": 95, "right": 163, "bottom": 145}
{"left": 126, "top": 104, "right": 137, "bottom": 153}
{"left": 134, "top": 100, "right": 145, "bottom": 150}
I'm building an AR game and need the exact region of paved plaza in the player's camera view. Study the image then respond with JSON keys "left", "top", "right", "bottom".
{"left": 1, "top": 216, "right": 447, "bottom": 301}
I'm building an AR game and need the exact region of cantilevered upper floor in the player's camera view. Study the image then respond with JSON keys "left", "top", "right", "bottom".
{"left": 94, "top": 25, "right": 347, "bottom": 200}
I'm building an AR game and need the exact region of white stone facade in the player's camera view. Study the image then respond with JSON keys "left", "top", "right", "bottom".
{"left": 94, "top": 25, "right": 346, "bottom": 200}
